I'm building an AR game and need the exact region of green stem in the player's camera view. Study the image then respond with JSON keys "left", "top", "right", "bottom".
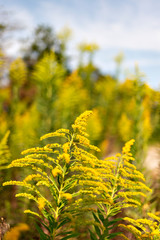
{"left": 52, "top": 169, "right": 66, "bottom": 239}
{"left": 52, "top": 133, "right": 74, "bottom": 239}
{"left": 106, "top": 155, "right": 123, "bottom": 217}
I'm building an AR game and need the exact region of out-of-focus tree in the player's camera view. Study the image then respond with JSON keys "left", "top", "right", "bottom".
{"left": 22, "top": 24, "right": 67, "bottom": 70}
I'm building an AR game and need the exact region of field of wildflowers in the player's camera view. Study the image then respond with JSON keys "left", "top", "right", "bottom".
{"left": 0, "top": 30, "right": 160, "bottom": 239}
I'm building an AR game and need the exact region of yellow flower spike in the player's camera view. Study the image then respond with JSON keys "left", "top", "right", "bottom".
{"left": 147, "top": 212, "right": 160, "bottom": 222}
{"left": 38, "top": 197, "right": 46, "bottom": 211}
{"left": 62, "top": 153, "right": 70, "bottom": 163}
{"left": 15, "top": 193, "right": 37, "bottom": 202}
{"left": 52, "top": 167, "right": 62, "bottom": 177}
{"left": 24, "top": 174, "right": 42, "bottom": 182}
{"left": 116, "top": 153, "right": 121, "bottom": 158}
{"left": 61, "top": 192, "right": 72, "bottom": 202}
{"left": 9, "top": 58, "right": 27, "bottom": 86}
{"left": 76, "top": 134, "right": 90, "bottom": 147}
{"left": 24, "top": 210, "right": 41, "bottom": 218}
{"left": 40, "top": 131, "right": 65, "bottom": 141}
{"left": 122, "top": 139, "right": 135, "bottom": 155}
{"left": 72, "top": 111, "right": 93, "bottom": 134}
{"left": 63, "top": 142, "right": 70, "bottom": 153}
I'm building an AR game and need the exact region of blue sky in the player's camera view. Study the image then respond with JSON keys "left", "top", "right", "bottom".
{"left": 1, "top": 0, "right": 160, "bottom": 89}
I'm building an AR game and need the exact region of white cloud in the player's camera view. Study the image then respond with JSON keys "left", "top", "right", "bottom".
{"left": 40, "top": 0, "right": 160, "bottom": 51}
{"left": 6, "top": 4, "right": 35, "bottom": 32}
{"left": 3, "top": 4, "right": 35, "bottom": 56}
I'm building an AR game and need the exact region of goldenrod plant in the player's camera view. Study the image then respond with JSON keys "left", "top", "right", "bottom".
{"left": 119, "top": 212, "right": 160, "bottom": 239}
{"left": 9, "top": 58, "right": 27, "bottom": 88}
{"left": 54, "top": 71, "right": 89, "bottom": 130}
{"left": 0, "top": 132, "right": 11, "bottom": 221}
{"left": 4, "top": 111, "right": 99, "bottom": 239}
{"left": 3, "top": 111, "right": 159, "bottom": 239}
{"left": 32, "top": 51, "right": 66, "bottom": 134}
{"left": 118, "top": 77, "right": 154, "bottom": 166}
{"left": 0, "top": 131, "right": 10, "bottom": 206}
{"left": 0, "top": 131, "right": 10, "bottom": 170}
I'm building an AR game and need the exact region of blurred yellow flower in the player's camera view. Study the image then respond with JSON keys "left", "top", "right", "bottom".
{"left": 4, "top": 223, "right": 29, "bottom": 240}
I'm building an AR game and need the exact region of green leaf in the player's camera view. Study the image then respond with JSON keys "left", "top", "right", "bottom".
{"left": 89, "top": 229, "right": 98, "bottom": 240}
{"left": 104, "top": 218, "right": 122, "bottom": 227}
{"left": 36, "top": 218, "right": 50, "bottom": 233}
{"left": 35, "top": 223, "right": 50, "bottom": 240}
{"left": 92, "top": 212, "right": 101, "bottom": 237}
{"left": 62, "top": 179, "right": 77, "bottom": 192}
{"left": 107, "top": 232, "right": 122, "bottom": 239}
{"left": 103, "top": 229, "right": 109, "bottom": 238}
{"left": 97, "top": 209, "right": 104, "bottom": 222}
{"left": 56, "top": 231, "right": 72, "bottom": 236}
{"left": 94, "top": 225, "right": 101, "bottom": 238}
{"left": 93, "top": 212, "right": 101, "bottom": 224}
{"left": 48, "top": 215, "right": 58, "bottom": 231}
{"left": 60, "top": 233, "right": 79, "bottom": 240}
{"left": 57, "top": 218, "right": 71, "bottom": 229}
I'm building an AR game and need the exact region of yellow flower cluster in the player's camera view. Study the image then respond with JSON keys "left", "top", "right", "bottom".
{"left": 72, "top": 110, "right": 92, "bottom": 135}
{"left": 9, "top": 58, "right": 27, "bottom": 86}
{"left": 15, "top": 193, "right": 37, "bottom": 202}
{"left": 52, "top": 167, "right": 62, "bottom": 177}
{"left": 61, "top": 192, "right": 72, "bottom": 201}
{"left": 63, "top": 142, "right": 70, "bottom": 153}
{"left": 4, "top": 223, "right": 29, "bottom": 240}
{"left": 24, "top": 209, "right": 41, "bottom": 218}
{"left": 0, "top": 131, "right": 10, "bottom": 170}
{"left": 76, "top": 134, "right": 90, "bottom": 147}
{"left": 120, "top": 213, "right": 160, "bottom": 240}
{"left": 3, "top": 180, "right": 32, "bottom": 189}
{"left": 36, "top": 180, "right": 50, "bottom": 187}
{"left": 40, "top": 131, "right": 66, "bottom": 141}
{"left": 22, "top": 147, "right": 53, "bottom": 155}
{"left": 45, "top": 143, "right": 61, "bottom": 149}
{"left": 78, "top": 42, "right": 99, "bottom": 53}
{"left": 62, "top": 153, "right": 70, "bottom": 163}
{"left": 38, "top": 197, "right": 46, "bottom": 211}
{"left": 24, "top": 174, "right": 42, "bottom": 182}
{"left": 118, "top": 113, "right": 132, "bottom": 142}
{"left": 122, "top": 139, "right": 135, "bottom": 155}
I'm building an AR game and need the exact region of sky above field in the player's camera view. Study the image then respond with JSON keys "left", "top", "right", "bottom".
{"left": 1, "top": 0, "right": 160, "bottom": 89}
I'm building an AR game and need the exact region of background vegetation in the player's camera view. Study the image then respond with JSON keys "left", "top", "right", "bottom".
{"left": 0, "top": 10, "right": 160, "bottom": 239}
